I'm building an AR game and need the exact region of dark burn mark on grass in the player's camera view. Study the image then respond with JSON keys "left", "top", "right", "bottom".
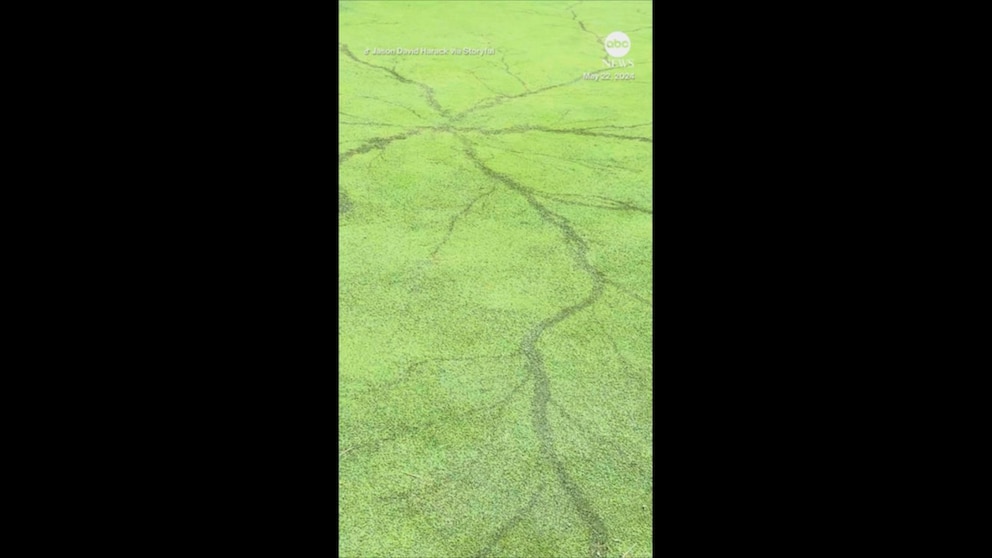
{"left": 430, "top": 186, "right": 497, "bottom": 258}
{"left": 474, "top": 124, "right": 652, "bottom": 143}
{"left": 361, "top": 352, "right": 523, "bottom": 397}
{"left": 605, "top": 278, "right": 653, "bottom": 308}
{"left": 340, "top": 120, "right": 410, "bottom": 128}
{"left": 339, "top": 190, "right": 352, "bottom": 215}
{"left": 477, "top": 141, "right": 643, "bottom": 176}
{"left": 549, "top": 400, "right": 653, "bottom": 476}
{"left": 460, "top": 138, "right": 611, "bottom": 556}
{"left": 534, "top": 191, "right": 653, "bottom": 215}
{"left": 451, "top": 67, "right": 612, "bottom": 122}
{"left": 345, "top": 373, "right": 531, "bottom": 462}
{"left": 338, "top": 129, "right": 424, "bottom": 165}
{"left": 524, "top": 292, "right": 610, "bottom": 557}
{"left": 354, "top": 94, "right": 427, "bottom": 121}
{"left": 340, "top": 17, "right": 651, "bottom": 554}
{"left": 339, "top": 42, "right": 449, "bottom": 117}
{"left": 474, "top": 487, "right": 544, "bottom": 558}
{"left": 593, "top": 311, "right": 636, "bottom": 374}
{"left": 468, "top": 68, "right": 509, "bottom": 98}
{"left": 499, "top": 54, "right": 531, "bottom": 92}
{"left": 373, "top": 380, "right": 534, "bottom": 507}
{"left": 575, "top": 123, "right": 652, "bottom": 132}
{"left": 571, "top": 9, "right": 605, "bottom": 46}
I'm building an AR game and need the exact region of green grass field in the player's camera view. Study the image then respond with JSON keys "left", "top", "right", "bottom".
{"left": 339, "top": 2, "right": 652, "bottom": 556}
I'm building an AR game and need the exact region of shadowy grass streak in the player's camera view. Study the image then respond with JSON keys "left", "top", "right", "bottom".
{"left": 461, "top": 139, "right": 610, "bottom": 556}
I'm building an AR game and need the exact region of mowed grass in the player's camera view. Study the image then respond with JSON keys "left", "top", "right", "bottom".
{"left": 340, "top": 1, "right": 652, "bottom": 556}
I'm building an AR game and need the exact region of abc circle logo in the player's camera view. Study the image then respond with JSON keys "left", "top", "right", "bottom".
{"left": 604, "top": 31, "right": 631, "bottom": 57}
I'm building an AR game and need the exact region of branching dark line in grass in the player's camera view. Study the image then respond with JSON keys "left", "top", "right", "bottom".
{"left": 362, "top": 352, "right": 523, "bottom": 396}
{"left": 339, "top": 190, "right": 353, "bottom": 216}
{"left": 347, "top": 373, "right": 531, "bottom": 460}
{"left": 525, "top": 292, "right": 610, "bottom": 558}
{"left": 474, "top": 124, "right": 653, "bottom": 143}
{"left": 474, "top": 487, "right": 544, "bottom": 558}
{"left": 507, "top": 6, "right": 557, "bottom": 18}
{"left": 571, "top": 9, "right": 604, "bottom": 45}
{"left": 339, "top": 42, "right": 449, "bottom": 117}
{"left": 338, "top": 129, "right": 424, "bottom": 165}
{"left": 474, "top": 141, "right": 642, "bottom": 175}
{"left": 605, "top": 278, "right": 653, "bottom": 308}
{"left": 550, "top": 109, "right": 576, "bottom": 126}
{"left": 365, "top": 148, "right": 388, "bottom": 174}
{"left": 379, "top": 410, "right": 533, "bottom": 506}
{"left": 468, "top": 68, "right": 509, "bottom": 98}
{"left": 430, "top": 186, "right": 497, "bottom": 258}
{"left": 354, "top": 94, "right": 427, "bottom": 121}
{"left": 460, "top": 138, "right": 611, "bottom": 557}
{"left": 340, "top": 120, "right": 412, "bottom": 128}
{"left": 340, "top": 12, "right": 651, "bottom": 551}
{"left": 549, "top": 400, "right": 652, "bottom": 476}
{"left": 540, "top": 191, "right": 651, "bottom": 208}
{"left": 535, "top": 192, "right": 653, "bottom": 215}
{"left": 451, "top": 67, "right": 613, "bottom": 121}
{"left": 539, "top": 196, "right": 649, "bottom": 214}
{"left": 592, "top": 303, "right": 652, "bottom": 387}
{"left": 573, "top": 122, "right": 652, "bottom": 132}
{"left": 381, "top": 444, "right": 500, "bottom": 504}
{"left": 497, "top": 54, "right": 531, "bottom": 92}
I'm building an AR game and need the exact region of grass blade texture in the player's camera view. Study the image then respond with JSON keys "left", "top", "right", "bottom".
{"left": 339, "top": 2, "right": 652, "bottom": 556}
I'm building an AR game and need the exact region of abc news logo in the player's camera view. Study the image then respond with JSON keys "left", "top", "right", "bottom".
{"left": 604, "top": 31, "right": 632, "bottom": 68}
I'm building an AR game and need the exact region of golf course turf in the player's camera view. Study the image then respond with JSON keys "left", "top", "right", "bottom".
{"left": 339, "top": 2, "right": 652, "bottom": 556}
